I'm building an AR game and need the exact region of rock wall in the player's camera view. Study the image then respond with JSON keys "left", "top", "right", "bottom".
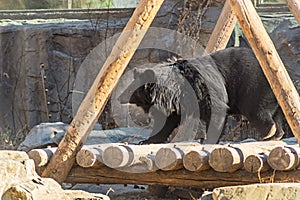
{"left": 271, "top": 20, "right": 300, "bottom": 85}
{"left": 0, "top": 17, "right": 125, "bottom": 135}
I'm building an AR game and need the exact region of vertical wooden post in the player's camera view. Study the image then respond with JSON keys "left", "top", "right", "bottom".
{"left": 285, "top": 0, "right": 300, "bottom": 25}
{"left": 42, "top": 0, "right": 165, "bottom": 184}
{"left": 68, "top": 0, "right": 72, "bottom": 9}
{"left": 204, "top": 1, "right": 237, "bottom": 55}
{"left": 227, "top": 0, "right": 300, "bottom": 143}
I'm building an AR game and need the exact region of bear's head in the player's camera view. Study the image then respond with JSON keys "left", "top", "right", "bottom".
{"left": 118, "top": 68, "right": 156, "bottom": 113}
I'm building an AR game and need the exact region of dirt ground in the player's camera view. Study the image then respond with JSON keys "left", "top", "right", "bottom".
{"left": 69, "top": 183, "right": 206, "bottom": 199}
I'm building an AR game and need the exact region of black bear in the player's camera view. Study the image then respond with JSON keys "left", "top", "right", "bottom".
{"left": 119, "top": 47, "right": 289, "bottom": 144}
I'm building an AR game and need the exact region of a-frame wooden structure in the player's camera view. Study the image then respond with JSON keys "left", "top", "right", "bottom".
{"left": 41, "top": 0, "right": 300, "bottom": 184}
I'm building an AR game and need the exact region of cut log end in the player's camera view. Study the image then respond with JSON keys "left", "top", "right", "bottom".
{"left": 155, "top": 147, "right": 183, "bottom": 171}
{"left": 267, "top": 146, "right": 298, "bottom": 171}
{"left": 76, "top": 148, "right": 103, "bottom": 168}
{"left": 183, "top": 150, "right": 210, "bottom": 172}
{"left": 244, "top": 154, "right": 270, "bottom": 173}
{"left": 139, "top": 154, "right": 158, "bottom": 171}
{"left": 28, "top": 150, "right": 47, "bottom": 167}
{"left": 28, "top": 148, "right": 56, "bottom": 167}
{"left": 209, "top": 147, "right": 243, "bottom": 173}
{"left": 102, "top": 145, "right": 133, "bottom": 168}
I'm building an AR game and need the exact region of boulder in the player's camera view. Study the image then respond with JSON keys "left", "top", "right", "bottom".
{"left": 0, "top": 150, "right": 109, "bottom": 199}
{"left": 270, "top": 20, "right": 300, "bottom": 91}
{"left": 18, "top": 122, "right": 151, "bottom": 152}
{"left": 213, "top": 183, "right": 300, "bottom": 200}
{"left": 2, "top": 178, "right": 109, "bottom": 200}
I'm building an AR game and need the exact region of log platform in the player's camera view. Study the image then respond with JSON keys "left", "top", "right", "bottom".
{"left": 27, "top": 139, "right": 300, "bottom": 189}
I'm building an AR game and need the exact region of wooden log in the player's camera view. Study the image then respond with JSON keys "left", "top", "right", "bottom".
{"left": 154, "top": 143, "right": 204, "bottom": 171}
{"left": 76, "top": 147, "right": 104, "bottom": 168}
{"left": 228, "top": 0, "right": 300, "bottom": 143}
{"left": 66, "top": 165, "right": 300, "bottom": 189}
{"left": 244, "top": 153, "right": 270, "bottom": 173}
{"left": 209, "top": 146, "right": 243, "bottom": 173}
{"left": 28, "top": 144, "right": 115, "bottom": 168}
{"left": 267, "top": 145, "right": 300, "bottom": 171}
{"left": 102, "top": 145, "right": 133, "bottom": 168}
{"left": 183, "top": 149, "right": 210, "bottom": 172}
{"left": 155, "top": 147, "right": 184, "bottom": 171}
{"left": 101, "top": 142, "right": 203, "bottom": 171}
{"left": 27, "top": 147, "right": 57, "bottom": 167}
{"left": 42, "top": 0, "right": 166, "bottom": 183}
{"left": 183, "top": 146, "right": 218, "bottom": 172}
{"left": 285, "top": 0, "right": 300, "bottom": 25}
{"left": 209, "top": 141, "right": 283, "bottom": 172}
{"left": 102, "top": 144, "right": 161, "bottom": 172}
{"left": 204, "top": 1, "right": 237, "bottom": 55}
{"left": 114, "top": 159, "right": 159, "bottom": 173}
{"left": 139, "top": 154, "right": 157, "bottom": 171}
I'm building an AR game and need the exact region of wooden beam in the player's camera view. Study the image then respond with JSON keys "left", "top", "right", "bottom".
{"left": 65, "top": 165, "right": 300, "bottom": 189}
{"left": 204, "top": 1, "right": 237, "bottom": 55}
{"left": 227, "top": 0, "right": 300, "bottom": 144}
{"left": 285, "top": 0, "right": 300, "bottom": 25}
{"left": 67, "top": 0, "right": 72, "bottom": 9}
{"left": 42, "top": 0, "right": 165, "bottom": 184}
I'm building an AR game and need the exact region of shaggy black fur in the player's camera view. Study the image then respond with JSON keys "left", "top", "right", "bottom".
{"left": 119, "top": 47, "right": 289, "bottom": 143}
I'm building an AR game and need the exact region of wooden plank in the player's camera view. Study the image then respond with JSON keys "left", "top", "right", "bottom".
{"left": 227, "top": 0, "right": 300, "bottom": 144}
{"left": 204, "top": 1, "right": 237, "bottom": 55}
{"left": 41, "top": 0, "right": 165, "bottom": 184}
{"left": 285, "top": 0, "right": 300, "bottom": 25}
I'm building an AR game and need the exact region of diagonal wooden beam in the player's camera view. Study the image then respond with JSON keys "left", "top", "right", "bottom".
{"left": 227, "top": 0, "right": 300, "bottom": 143}
{"left": 204, "top": 1, "right": 237, "bottom": 55}
{"left": 285, "top": 0, "right": 300, "bottom": 25}
{"left": 42, "top": 0, "right": 165, "bottom": 184}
